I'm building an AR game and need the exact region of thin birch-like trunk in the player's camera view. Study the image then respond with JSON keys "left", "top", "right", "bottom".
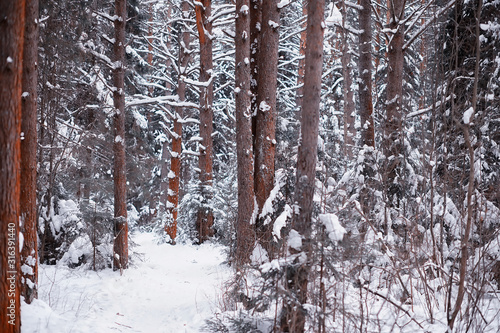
{"left": 20, "top": 0, "right": 39, "bottom": 304}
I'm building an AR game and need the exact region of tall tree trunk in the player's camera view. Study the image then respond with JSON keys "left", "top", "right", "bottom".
{"left": 20, "top": 0, "right": 39, "bottom": 305}
{"left": 165, "top": 1, "right": 190, "bottom": 242}
{"left": 195, "top": 0, "right": 215, "bottom": 243}
{"left": 235, "top": 0, "right": 256, "bottom": 265}
{"left": 358, "top": 0, "right": 374, "bottom": 148}
{"left": 159, "top": 3, "right": 173, "bottom": 224}
{"left": 418, "top": 0, "right": 427, "bottom": 110}
{"left": 384, "top": 0, "right": 404, "bottom": 206}
{"left": 254, "top": 0, "right": 280, "bottom": 256}
{"left": 0, "top": 1, "right": 25, "bottom": 331}
{"left": 159, "top": 138, "right": 170, "bottom": 217}
{"left": 280, "top": 0, "right": 325, "bottom": 331}
{"left": 112, "top": 0, "right": 128, "bottom": 271}
{"left": 295, "top": 0, "right": 307, "bottom": 108}
{"left": 341, "top": 1, "right": 355, "bottom": 158}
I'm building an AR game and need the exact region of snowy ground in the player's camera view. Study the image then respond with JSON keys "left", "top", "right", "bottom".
{"left": 22, "top": 232, "right": 231, "bottom": 333}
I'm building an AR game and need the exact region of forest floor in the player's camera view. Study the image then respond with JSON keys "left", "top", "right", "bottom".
{"left": 21, "top": 232, "right": 231, "bottom": 333}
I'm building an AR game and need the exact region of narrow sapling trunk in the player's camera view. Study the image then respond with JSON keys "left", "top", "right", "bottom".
{"left": 195, "top": 0, "right": 215, "bottom": 242}
{"left": 0, "top": 1, "right": 26, "bottom": 331}
{"left": 165, "top": 1, "right": 190, "bottom": 242}
{"left": 280, "top": 0, "right": 325, "bottom": 331}
{"left": 20, "top": 0, "right": 39, "bottom": 304}
{"left": 235, "top": 0, "right": 256, "bottom": 265}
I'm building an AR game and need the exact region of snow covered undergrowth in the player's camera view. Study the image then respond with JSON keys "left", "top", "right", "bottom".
{"left": 22, "top": 232, "right": 231, "bottom": 333}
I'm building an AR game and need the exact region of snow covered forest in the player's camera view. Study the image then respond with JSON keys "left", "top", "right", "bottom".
{"left": 1, "top": 0, "right": 500, "bottom": 332}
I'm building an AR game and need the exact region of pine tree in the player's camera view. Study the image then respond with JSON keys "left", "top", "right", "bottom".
{"left": 280, "top": 0, "right": 325, "bottom": 330}
{"left": 165, "top": 0, "right": 191, "bottom": 242}
{"left": 254, "top": 0, "right": 281, "bottom": 257}
{"left": 0, "top": 1, "right": 25, "bottom": 331}
{"left": 235, "top": 0, "right": 256, "bottom": 264}
{"left": 195, "top": 0, "right": 215, "bottom": 242}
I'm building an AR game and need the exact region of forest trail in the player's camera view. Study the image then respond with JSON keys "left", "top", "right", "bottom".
{"left": 22, "top": 232, "right": 230, "bottom": 333}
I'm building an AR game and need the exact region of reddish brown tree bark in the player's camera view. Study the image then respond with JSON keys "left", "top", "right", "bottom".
{"left": 235, "top": 0, "right": 256, "bottom": 264}
{"left": 165, "top": 1, "right": 190, "bottom": 242}
{"left": 280, "top": 0, "right": 325, "bottom": 331}
{"left": 20, "top": 0, "right": 39, "bottom": 304}
{"left": 384, "top": 0, "right": 405, "bottom": 206}
{"left": 374, "top": 0, "right": 383, "bottom": 82}
{"left": 254, "top": 0, "right": 280, "bottom": 255}
{"left": 448, "top": 0, "right": 482, "bottom": 329}
{"left": 147, "top": 3, "right": 154, "bottom": 96}
{"left": 357, "top": 0, "right": 376, "bottom": 228}
{"left": 0, "top": 1, "right": 25, "bottom": 331}
{"left": 195, "top": 0, "right": 215, "bottom": 243}
{"left": 112, "top": 0, "right": 128, "bottom": 270}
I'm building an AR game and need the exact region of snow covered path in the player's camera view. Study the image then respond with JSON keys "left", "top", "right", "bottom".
{"left": 22, "top": 232, "right": 231, "bottom": 333}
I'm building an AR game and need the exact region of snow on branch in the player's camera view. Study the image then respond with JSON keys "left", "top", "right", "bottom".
{"left": 156, "top": 105, "right": 174, "bottom": 122}
{"left": 341, "top": 23, "right": 363, "bottom": 36}
{"left": 182, "top": 149, "right": 200, "bottom": 157}
{"left": 273, "top": 205, "right": 291, "bottom": 240}
{"left": 167, "top": 101, "right": 200, "bottom": 109}
{"left": 178, "top": 117, "right": 200, "bottom": 125}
